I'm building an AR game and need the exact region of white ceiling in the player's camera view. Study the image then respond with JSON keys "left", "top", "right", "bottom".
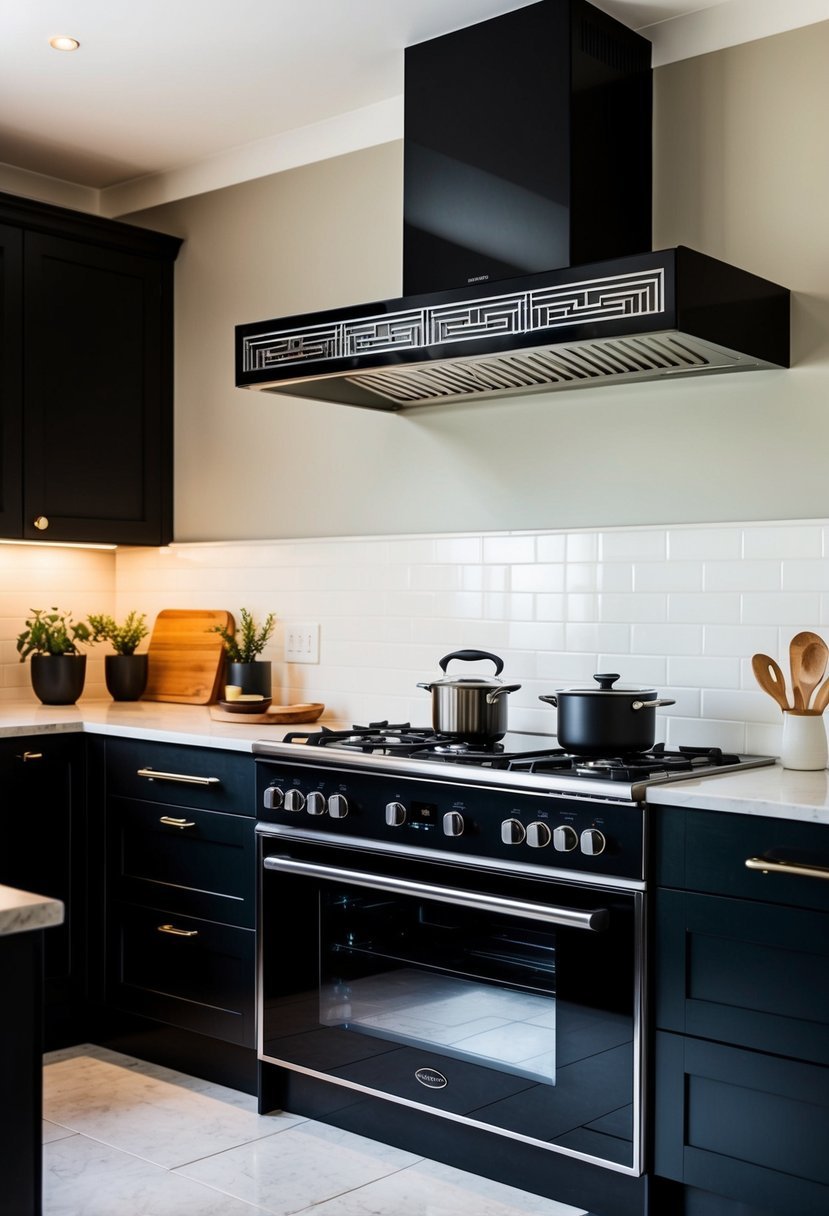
{"left": 2, "top": 0, "right": 828, "bottom": 216}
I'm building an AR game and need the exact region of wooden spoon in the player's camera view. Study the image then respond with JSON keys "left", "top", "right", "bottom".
{"left": 751, "top": 653, "right": 791, "bottom": 711}
{"left": 812, "top": 674, "right": 829, "bottom": 715}
{"left": 789, "top": 631, "right": 828, "bottom": 710}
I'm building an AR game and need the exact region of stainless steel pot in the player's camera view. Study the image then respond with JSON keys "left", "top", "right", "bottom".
{"left": 539, "top": 672, "right": 675, "bottom": 755}
{"left": 418, "top": 650, "right": 521, "bottom": 741}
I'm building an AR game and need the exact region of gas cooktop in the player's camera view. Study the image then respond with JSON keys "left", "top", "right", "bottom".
{"left": 254, "top": 722, "right": 776, "bottom": 803}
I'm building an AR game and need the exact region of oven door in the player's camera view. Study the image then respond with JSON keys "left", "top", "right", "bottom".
{"left": 258, "top": 832, "right": 644, "bottom": 1174}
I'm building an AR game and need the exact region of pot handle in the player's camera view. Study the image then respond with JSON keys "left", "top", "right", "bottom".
{"left": 486, "top": 683, "right": 522, "bottom": 703}
{"left": 631, "top": 698, "right": 676, "bottom": 710}
{"left": 439, "top": 649, "right": 505, "bottom": 676}
{"left": 538, "top": 694, "right": 558, "bottom": 708}
{"left": 416, "top": 682, "right": 434, "bottom": 692}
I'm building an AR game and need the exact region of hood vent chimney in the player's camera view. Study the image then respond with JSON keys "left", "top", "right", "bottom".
{"left": 236, "top": 0, "right": 789, "bottom": 410}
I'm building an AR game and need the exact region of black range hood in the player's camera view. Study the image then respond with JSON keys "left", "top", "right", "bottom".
{"left": 236, "top": 0, "right": 789, "bottom": 410}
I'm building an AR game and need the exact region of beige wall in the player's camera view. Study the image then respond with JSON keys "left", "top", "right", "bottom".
{"left": 129, "top": 22, "right": 829, "bottom": 542}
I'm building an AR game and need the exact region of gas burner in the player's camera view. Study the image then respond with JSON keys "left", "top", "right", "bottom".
{"left": 283, "top": 721, "right": 450, "bottom": 756}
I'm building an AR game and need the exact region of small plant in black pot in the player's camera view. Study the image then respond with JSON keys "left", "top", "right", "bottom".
{"left": 89, "top": 612, "right": 150, "bottom": 701}
{"left": 16, "top": 608, "right": 93, "bottom": 705}
{"left": 211, "top": 608, "right": 276, "bottom": 699}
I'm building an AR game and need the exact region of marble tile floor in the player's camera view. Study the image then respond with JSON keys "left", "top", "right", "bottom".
{"left": 42, "top": 1044, "right": 588, "bottom": 1216}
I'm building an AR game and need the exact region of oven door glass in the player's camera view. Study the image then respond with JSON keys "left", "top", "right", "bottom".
{"left": 259, "top": 839, "right": 642, "bottom": 1172}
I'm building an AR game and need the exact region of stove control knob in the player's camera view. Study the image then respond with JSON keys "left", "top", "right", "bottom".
{"left": 263, "top": 786, "right": 284, "bottom": 811}
{"left": 553, "top": 825, "right": 578, "bottom": 853}
{"left": 526, "top": 821, "right": 552, "bottom": 849}
{"left": 385, "top": 801, "right": 407, "bottom": 827}
{"left": 283, "top": 788, "right": 306, "bottom": 813}
{"left": 501, "top": 818, "right": 526, "bottom": 845}
{"left": 328, "top": 793, "right": 349, "bottom": 819}
{"left": 306, "top": 791, "right": 327, "bottom": 816}
{"left": 443, "top": 811, "right": 464, "bottom": 838}
{"left": 580, "top": 828, "right": 607, "bottom": 857}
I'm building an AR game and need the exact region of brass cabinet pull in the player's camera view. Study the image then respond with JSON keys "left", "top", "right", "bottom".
{"left": 33, "top": 515, "right": 49, "bottom": 531}
{"left": 157, "top": 923, "right": 199, "bottom": 937}
{"left": 19, "top": 751, "right": 43, "bottom": 762}
{"left": 159, "top": 815, "right": 196, "bottom": 829}
{"left": 137, "top": 767, "right": 220, "bottom": 787}
{"left": 745, "top": 856, "right": 829, "bottom": 882}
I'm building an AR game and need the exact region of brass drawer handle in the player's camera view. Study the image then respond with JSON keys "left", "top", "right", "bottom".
{"left": 137, "top": 767, "right": 220, "bottom": 787}
{"left": 159, "top": 816, "right": 196, "bottom": 829}
{"left": 20, "top": 751, "right": 43, "bottom": 762}
{"left": 157, "top": 923, "right": 199, "bottom": 937}
{"left": 746, "top": 856, "right": 829, "bottom": 882}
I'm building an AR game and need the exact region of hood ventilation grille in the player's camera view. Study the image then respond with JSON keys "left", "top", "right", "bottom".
{"left": 341, "top": 334, "right": 738, "bottom": 407}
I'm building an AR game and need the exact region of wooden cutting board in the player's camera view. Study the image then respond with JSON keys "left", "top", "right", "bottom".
{"left": 208, "top": 702, "right": 325, "bottom": 725}
{"left": 142, "top": 609, "right": 233, "bottom": 704}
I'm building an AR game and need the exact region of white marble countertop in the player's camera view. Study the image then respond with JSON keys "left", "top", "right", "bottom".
{"left": 0, "top": 699, "right": 343, "bottom": 752}
{"left": 1, "top": 700, "right": 829, "bottom": 824}
{"left": 0, "top": 884, "right": 64, "bottom": 937}
{"left": 647, "top": 763, "right": 829, "bottom": 825}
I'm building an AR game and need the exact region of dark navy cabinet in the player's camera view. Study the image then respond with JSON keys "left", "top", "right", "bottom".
{"left": 0, "top": 190, "right": 180, "bottom": 545}
{"left": 652, "top": 807, "right": 829, "bottom": 1216}
{"left": 0, "top": 733, "right": 86, "bottom": 1050}
{"left": 98, "top": 739, "right": 258, "bottom": 1085}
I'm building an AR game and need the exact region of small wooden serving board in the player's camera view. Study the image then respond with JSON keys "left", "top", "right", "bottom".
{"left": 209, "top": 702, "right": 325, "bottom": 725}
{"left": 143, "top": 609, "right": 233, "bottom": 705}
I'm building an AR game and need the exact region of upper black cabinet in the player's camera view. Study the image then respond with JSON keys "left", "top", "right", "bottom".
{"left": 0, "top": 191, "right": 181, "bottom": 545}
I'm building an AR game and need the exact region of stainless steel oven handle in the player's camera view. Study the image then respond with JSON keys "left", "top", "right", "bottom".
{"left": 263, "top": 855, "right": 609, "bottom": 931}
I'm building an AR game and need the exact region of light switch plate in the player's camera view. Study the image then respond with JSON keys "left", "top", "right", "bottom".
{"left": 284, "top": 622, "right": 320, "bottom": 664}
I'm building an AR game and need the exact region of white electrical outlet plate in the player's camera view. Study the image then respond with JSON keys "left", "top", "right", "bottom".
{"left": 284, "top": 622, "right": 320, "bottom": 664}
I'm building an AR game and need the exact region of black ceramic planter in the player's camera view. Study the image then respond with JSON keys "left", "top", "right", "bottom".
{"left": 30, "top": 654, "right": 87, "bottom": 705}
{"left": 226, "top": 660, "right": 272, "bottom": 698}
{"left": 105, "top": 653, "right": 149, "bottom": 702}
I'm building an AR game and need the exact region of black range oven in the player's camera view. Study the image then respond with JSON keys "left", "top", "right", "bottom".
{"left": 254, "top": 727, "right": 774, "bottom": 1214}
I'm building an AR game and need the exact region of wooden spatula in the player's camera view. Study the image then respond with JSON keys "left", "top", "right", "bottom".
{"left": 751, "top": 653, "right": 790, "bottom": 711}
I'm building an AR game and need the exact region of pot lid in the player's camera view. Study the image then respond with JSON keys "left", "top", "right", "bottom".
{"left": 425, "top": 648, "right": 508, "bottom": 689}
{"left": 558, "top": 673, "right": 657, "bottom": 696}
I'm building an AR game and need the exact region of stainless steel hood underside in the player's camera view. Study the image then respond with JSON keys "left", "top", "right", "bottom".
{"left": 235, "top": 246, "right": 790, "bottom": 411}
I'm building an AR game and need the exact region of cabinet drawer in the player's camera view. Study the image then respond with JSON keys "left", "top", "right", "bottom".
{"left": 656, "top": 888, "right": 829, "bottom": 1063}
{"left": 108, "top": 903, "right": 255, "bottom": 1047}
{"left": 657, "top": 809, "right": 829, "bottom": 912}
{"left": 109, "top": 797, "right": 254, "bottom": 927}
{"left": 655, "top": 1030, "right": 829, "bottom": 1216}
{"left": 106, "top": 739, "right": 254, "bottom": 816}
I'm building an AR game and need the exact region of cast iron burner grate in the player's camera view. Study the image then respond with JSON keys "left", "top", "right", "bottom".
{"left": 280, "top": 725, "right": 741, "bottom": 778}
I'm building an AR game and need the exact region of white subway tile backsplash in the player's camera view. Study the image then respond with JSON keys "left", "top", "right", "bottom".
{"left": 511, "top": 564, "right": 564, "bottom": 593}
{"left": 740, "top": 592, "right": 821, "bottom": 625}
{"left": 634, "top": 561, "right": 703, "bottom": 593}
{"left": 667, "top": 527, "right": 741, "bottom": 560}
{"left": 668, "top": 593, "right": 741, "bottom": 624}
{"left": 600, "top": 593, "right": 666, "bottom": 623}
{"left": 482, "top": 536, "right": 534, "bottom": 564}
{"left": 744, "top": 525, "right": 822, "bottom": 559}
{"left": 705, "top": 560, "right": 781, "bottom": 592}
{"left": 703, "top": 624, "right": 779, "bottom": 658}
{"left": 536, "top": 535, "right": 566, "bottom": 562}
{"left": 631, "top": 623, "right": 702, "bottom": 656}
{"left": 600, "top": 529, "right": 667, "bottom": 562}
{"left": 782, "top": 559, "right": 829, "bottom": 591}
{"left": 669, "top": 655, "right": 740, "bottom": 689}
{"left": 1, "top": 519, "right": 825, "bottom": 752}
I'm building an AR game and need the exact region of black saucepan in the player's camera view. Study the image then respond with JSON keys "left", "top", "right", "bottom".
{"left": 539, "top": 672, "right": 675, "bottom": 755}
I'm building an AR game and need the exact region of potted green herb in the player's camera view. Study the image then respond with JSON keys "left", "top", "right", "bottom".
{"left": 89, "top": 612, "right": 150, "bottom": 701}
{"left": 210, "top": 608, "right": 276, "bottom": 699}
{"left": 16, "top": 608, "right": 93, "bottom": 705}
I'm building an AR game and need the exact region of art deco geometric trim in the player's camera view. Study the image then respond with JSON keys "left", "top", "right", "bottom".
{"left": 242, "top": 269, "right": 665, "bottom": 373}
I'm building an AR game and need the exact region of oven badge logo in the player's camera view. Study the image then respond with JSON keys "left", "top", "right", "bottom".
{"left": 415, "top": 1067, "right": 448, "bottom": 1089}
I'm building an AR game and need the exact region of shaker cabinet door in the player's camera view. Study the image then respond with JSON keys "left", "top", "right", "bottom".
{"left": 22, "top": 232, "right": 171, "bottom": 545}
{"left": 0, "top": 223, "right": 22, "bottom": 537}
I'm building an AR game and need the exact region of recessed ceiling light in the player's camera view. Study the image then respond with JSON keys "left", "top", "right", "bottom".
{"left": 49, "top": 35, "right": 80, "bottom": 52}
